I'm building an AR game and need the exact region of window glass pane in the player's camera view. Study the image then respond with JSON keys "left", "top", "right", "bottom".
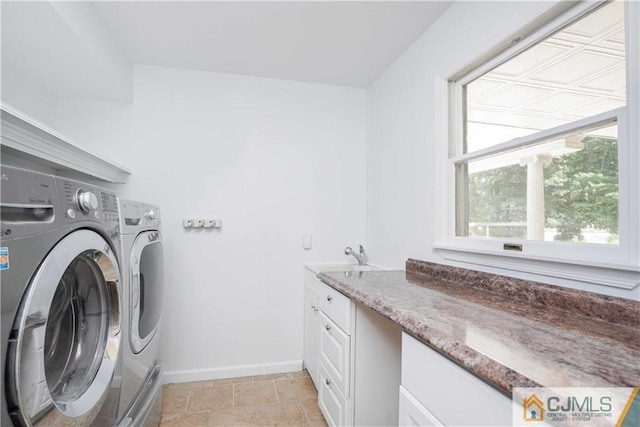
{"left": 465, "top": 0, "right": 625, "bottom": 153}
{"left": 460, "top": 122, "right": 618, "bottom": 244}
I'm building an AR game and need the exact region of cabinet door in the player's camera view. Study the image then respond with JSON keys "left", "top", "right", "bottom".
{"left": 319, "top": 312, "right": 351, "bottom": 397}
{"left": 401, "top": 333, "right": 512, "bottom": 426}
{"left": 398, "top": 386, "right": 443, "bottom": 427}
{"left": 319, "top": 363, "right": 349, "bottom": 427}
{"left": 303, "top": 289, "right": 319, "bottom": 387}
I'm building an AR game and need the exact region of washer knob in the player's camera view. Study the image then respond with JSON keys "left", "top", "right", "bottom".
{"left": 144, "top": 209, "right": 156, "bottom": 221}
{"left": 77, "top": 190, "right": 98, "bottom": 213}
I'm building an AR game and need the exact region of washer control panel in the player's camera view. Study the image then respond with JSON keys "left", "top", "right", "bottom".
{"left": 56, "top": 178, "right": 120, "bottom": 228}
{"left": 119, "top": 199, "right": 161, "bottom": 232}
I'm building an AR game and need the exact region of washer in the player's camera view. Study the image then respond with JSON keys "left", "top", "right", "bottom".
{"left": 1, "top": 164, "right": 123, "bottom": 426}
{"left": 116, "top": 199, "right": 163, "bottom": 427}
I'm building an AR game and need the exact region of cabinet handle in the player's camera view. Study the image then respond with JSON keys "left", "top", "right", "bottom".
{"left": 325, "top": 378, "right": 331, "bottom": 386}
{"left": 325, "top": 324, "right": 331, "bottom": 331}
{"left": 326, "top": 295, "right": 332, "bottom": 302}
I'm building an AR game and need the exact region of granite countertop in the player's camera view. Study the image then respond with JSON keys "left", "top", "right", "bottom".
{"left": 317, "top": 260, "right": 640, "bottom": 396}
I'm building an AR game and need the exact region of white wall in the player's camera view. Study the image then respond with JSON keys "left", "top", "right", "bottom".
{"left": 1, "top": 1, "right": 132, "bottom": 103}
{"left": 56, "top": 65, "right": 367, "bottom": 381}
{"left": 366, "top": 1, "right": 639, "bottom": 300}
{"left": 1, "top": 63, "right": 58, "bottom": 127}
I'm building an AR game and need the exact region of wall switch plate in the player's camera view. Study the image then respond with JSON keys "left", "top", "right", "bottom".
{"left": 204, "top": 219, "right": 215, "bottom": 228}
{"left": 193, "top": 219, "right": 204, "bottom": 228}
{"left": 183, "top": 219, "right": 194, "bottom": 228}
{"left": 212, "top": 219, "right": 222, "bottom": 228}
{"left": 302, "top": 234, "right": 312, "bottom": 250}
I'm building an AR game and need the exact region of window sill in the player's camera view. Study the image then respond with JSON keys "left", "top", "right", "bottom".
{"left": 434, "top": 246, "right": 640, "bottom": 290}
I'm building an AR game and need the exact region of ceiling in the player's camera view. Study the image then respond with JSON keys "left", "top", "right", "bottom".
{"left": 95, "top": 1, "right": 452, "bottom": 88}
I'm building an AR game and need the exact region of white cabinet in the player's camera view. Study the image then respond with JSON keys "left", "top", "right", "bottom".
{"left": 399, "top": 386, "right": 443, "bottom": 427}
{"left": 304, "top": 266, "right": 401, "bottom": 427}
{"left": 303, "top": 285, "right": 320, "bottom": 386}
{"left": 400, "top": 332, "right": 512, "bottom": 427}
{"left": 319, "top": 312, "right": 351, "bottom": 397}
{"left": 318, "top": 282, "right": 353, "bottom": 333}
{"left": 318, "top": 362, "right": 349, "bottom": 427}
{"left": 316, "top": 280, "right": 355, "bottom": 426}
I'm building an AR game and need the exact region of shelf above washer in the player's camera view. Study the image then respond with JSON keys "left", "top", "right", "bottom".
{"left": 1, "top": 103, "right": 131, "bottom": 183}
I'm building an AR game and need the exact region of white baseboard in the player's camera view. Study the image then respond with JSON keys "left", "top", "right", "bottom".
{"left": 162, "top": 359, "right": 304, "bottom": 385}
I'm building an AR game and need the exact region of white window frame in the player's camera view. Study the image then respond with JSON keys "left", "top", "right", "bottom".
{"left": 435, "top": 0, "right": 640, "bottom": 289}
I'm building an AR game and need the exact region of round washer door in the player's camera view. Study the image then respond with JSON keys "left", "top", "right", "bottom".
{"left": 7, "top": 230, "right": 121, "bottom": 426}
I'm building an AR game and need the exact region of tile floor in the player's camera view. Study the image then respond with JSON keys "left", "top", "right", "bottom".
{"left": 160, "top": 370, "right": 328, "bottom": 426}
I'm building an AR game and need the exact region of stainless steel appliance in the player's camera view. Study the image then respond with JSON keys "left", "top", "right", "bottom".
{"left": 116, "top": 199, "right": 163, "bottom": 427}
{"left": 1, "top": 164, "right": 123, "bottom": 426}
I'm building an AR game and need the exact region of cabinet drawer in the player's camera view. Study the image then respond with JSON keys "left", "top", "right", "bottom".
{"left": 318, "top": 281, "right": 352, "bottom": 334}
{"left": 319, "top": 312, "right": 351, "bottom": 397}
{"left": 401, "top": 333, "right": 511, "bottom": 426}
{"left": 319, "top": 363, "right": 349, "bottom": 427}
{"left": 398, "top": 386, "right": 443, "bottom": 427}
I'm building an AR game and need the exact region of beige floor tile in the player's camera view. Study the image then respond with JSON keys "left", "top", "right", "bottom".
{"left": 232, "top": 402, "right": 308, "bottom": 425}
{"left": 187, "top": 384, "right": 234, "bottom": 413}
{"left": 211, "top": 375, "right": 254, "bottom": 386}
{"left": 207, "top": 407, "right": 243, "bottom": 426}
{"left": 300, "top": 398, "right": 325, "bottom": 422}
{"left": 288, "top": 370, "right": 310, "bottom": 379}
{"left": 161, "top": 371, "right": 326, "bottom": 426}
{"left": 165, "top": 380, "right": 213, "bottom": 392}
{"left": 234, "top": 381, "right": 280, "bottom": 407}
{"left": 162, "top": 388, "right": 190, "bottom": 417}
{"left": 160, "top": 411, "right": 210, "bottom": 426}
{"left": 275, "top": 377, "right": 317, "bottom": 402}
{"left": 252, "top": 372, "right": 292, "bottom": 382}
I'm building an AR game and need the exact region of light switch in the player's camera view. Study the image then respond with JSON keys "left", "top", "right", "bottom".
{"left": 302, "top": 234, "right": 312, "bottom": 250}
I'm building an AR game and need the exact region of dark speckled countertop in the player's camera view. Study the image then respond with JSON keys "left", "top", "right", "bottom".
{"left": 317, "top": 260, "right": 639, "bottom": 396}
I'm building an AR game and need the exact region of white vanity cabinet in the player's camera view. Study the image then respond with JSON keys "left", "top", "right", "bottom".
{"left": 399, "top": 332, "right": 512, "bottom": 427}
{"left": 316, "top": 278, "right": 355, "bottom": 427}
{"left": 304, "top": 265, "right": 402, "bottom": 427}
{"left": 303, "top": 270, "right": 320, "bottom": 387}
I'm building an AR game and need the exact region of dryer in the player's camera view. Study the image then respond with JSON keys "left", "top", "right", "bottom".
{"left": 1, "top": 164, "right": 123, "bottom": 426}
{"left": 116, "top": 200, "right": 163, "bottom": 427}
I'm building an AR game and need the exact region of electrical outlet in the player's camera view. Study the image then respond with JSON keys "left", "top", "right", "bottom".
{"left": 183, "top": 219, "right": 194, "bottom": 228}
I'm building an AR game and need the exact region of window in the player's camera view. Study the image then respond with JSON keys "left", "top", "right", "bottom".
{"left": 440, "top": 0, "right": 640, "bottom": 286}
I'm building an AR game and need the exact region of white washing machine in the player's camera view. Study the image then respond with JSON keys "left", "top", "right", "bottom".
{"left": 116, "top": 199, "right": 164, "bottom": 427}
{"left": 1, "top": 164, "right": 123, "bottom": 426}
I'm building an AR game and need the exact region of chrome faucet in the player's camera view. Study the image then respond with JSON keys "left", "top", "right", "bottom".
{"left": 344, "top": 245, "right": 367, "bottom": 266}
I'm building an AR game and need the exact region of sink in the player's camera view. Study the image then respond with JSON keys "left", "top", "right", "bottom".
{"left": 305, "top": 264, "right": 382, "bottom": 275}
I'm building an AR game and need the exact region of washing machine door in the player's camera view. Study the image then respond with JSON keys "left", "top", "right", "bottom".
{"left": 6, "top": 229, "right": 121, "bottom": 426}
{"left": 130, "top": 230, "right": 163, "bottom": 354}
